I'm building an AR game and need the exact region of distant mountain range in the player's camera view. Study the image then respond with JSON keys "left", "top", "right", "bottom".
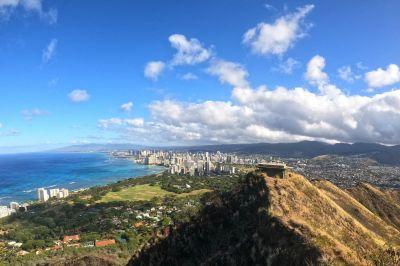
{"left": 55, "top": 141, "right": 400, "bottom": 165}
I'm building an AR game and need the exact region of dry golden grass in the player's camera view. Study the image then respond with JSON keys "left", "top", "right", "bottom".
{"left": 315, "top": 180, "right": 400, "bottom": 245}
{"left": 264, "top": 172, "right": 400, "bottom": 265}
{"left": 348, "top": 183, "right": 400, "bottom": 230}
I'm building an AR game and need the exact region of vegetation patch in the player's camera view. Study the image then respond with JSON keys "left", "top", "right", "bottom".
{"left": 100, "top": 184, "right": 211, "bottom": 203}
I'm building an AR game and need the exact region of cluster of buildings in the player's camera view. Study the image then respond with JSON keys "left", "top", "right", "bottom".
{"left": 37, "top": 187, "right": 69, "bottom": 202}
{"left": 0, "top": 202, "right": 28, "bottom": 219}
{"left": 112, "top": 150, "right": 259, "bottom": 176}
{"left": 0, "top": 187, "right": 71, "bottom": 219}
{"left": 287, "top": 155, "right": 400, "bottom": 188}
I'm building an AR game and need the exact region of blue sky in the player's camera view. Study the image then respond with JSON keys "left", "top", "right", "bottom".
{"left": 0, "top": 0, "right": 400, "bottom": 151}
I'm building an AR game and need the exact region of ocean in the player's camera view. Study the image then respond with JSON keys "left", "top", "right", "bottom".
{"left": 0, "top": 152, "right": 165, "bottom": 205}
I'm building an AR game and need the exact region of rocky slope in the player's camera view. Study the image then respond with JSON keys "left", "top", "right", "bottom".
{"left": 129, "top": 172, "right": 400, "bottom": 265}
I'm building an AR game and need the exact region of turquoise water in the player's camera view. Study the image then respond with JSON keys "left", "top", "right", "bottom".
{"left": 0, "top": 152, "right": 165, "bottom": 205}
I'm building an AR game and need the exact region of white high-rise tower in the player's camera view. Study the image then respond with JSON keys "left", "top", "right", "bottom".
{"left": 37, "top": 188, "right": 49, "bottom": 202}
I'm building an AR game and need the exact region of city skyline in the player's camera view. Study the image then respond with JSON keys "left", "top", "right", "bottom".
{"left": 1, "top": 0, "right": 400, "bottom": 152}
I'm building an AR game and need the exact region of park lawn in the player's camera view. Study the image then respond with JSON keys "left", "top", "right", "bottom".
{"left": 100, "top": 184, "right": 211, "bottom": 203}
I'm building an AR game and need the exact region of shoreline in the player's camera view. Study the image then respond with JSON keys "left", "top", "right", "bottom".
{"left": 0, "top": 153, "right": 166, "bottom": 207}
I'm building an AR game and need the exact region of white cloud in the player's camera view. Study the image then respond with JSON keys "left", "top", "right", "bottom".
{"left": 68, "top": 89, "right": 90, "bottom": 102}
{"left": 243, "top": 4, "right": 314, "bottom": 56}
{"left": 0, "top": 122, "right": 2, "bottom": 128}
{"left": 102, "top": 54, "right": 400, "bottom": 145}
{"left": 21, "top": 108, "right": 48, "bottom": 120}
{"left": 181, "top": 72, "right": 198, "bottom": 81}
{"left": 144, "top": 34, "right": 210, "bottom": 81}
{"left": 304, "top": 55, "right": 345, "bottom": 97}
{"left": 169, "top": 34, "right": 211, "bottom": 66}
{"left": 144, "top": 61, "right": 166, "bottom": 81}
{"left": 338, "top": 66, "right": 353, "bottom": 82}
{"left": 149, "top": 100, "right": 252, "bottom": 129}
{"left": 274, "top": 57, "right": 300, "bottom": 74}
{"left": 98, "top": 118, "right": 144, "bottom": 129}
{"left": 124, "top": 118, "right": 144, "bottom": 127}
{"left": 207, "top": 59, "right": 249, "bottom": 87}
{"left": 98, "top": 118, "right": 122, "bottom": 129}
{"left": 120, "top": 102, "right": 133, "bottom": 112}
{"left": 305, "top": 55, "right": 329, "bottom": 87}
{"left": 100, "top": 84, "right": 400, "bottom": 145}
{"left": 365, "top": 64, "right": 400, "bottom": 88}
{"left": 0, "top": 0, "right": 57, "bottom": 24}
{"left": 42, "top": 38, "right": 57, "bottom": 63}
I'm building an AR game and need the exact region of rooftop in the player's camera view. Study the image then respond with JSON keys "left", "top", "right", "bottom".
{"left": 258, "top": 162, "right": 288, "bottom": 170}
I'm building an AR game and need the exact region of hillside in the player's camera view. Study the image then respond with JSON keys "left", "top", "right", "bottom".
{"left": 347, "top": 183, "right": 400, "bottom": 230}
{"left": 129, "top": 172, "right": 400, "bottom": 265}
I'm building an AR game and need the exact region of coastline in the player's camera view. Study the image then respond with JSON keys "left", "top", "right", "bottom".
{"left": 0, "top": 152, "right": 166, "bottom": 206}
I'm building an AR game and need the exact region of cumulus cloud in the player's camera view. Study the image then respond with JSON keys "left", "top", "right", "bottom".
{"left": 120, "top": 102, "right": 133, "bottom": 112}
{"left": 42, "top": 38, "right": 57, "bottom": 63}
{"left": 144, "top": 34, "right": 212, "bottom": 81}
{"left": 0, "top": 0, "right": 57, "bottom": 24}
{"left": 102, "top": 54, "right": 400, "bottom": 145}
{"left": 365, "top": 64, "right": 400, "bottom": 88}
{"left": 144, "top": 61, "right": 165, "bottom": 81}
{"left": 207, "top": 59, "right": 249, "bottom": 87}
{"left": 21, "top": 108, "right": 48, "bottom": 120}
{"left": 68, "top": 89, "right": 90, "bottom": 102}
{"left": 305, "top": 55, "right": 329, "bottom": 87}
{"left": 243, "top": 4, "right": 314, "bottom": 56}
{"left": 169, "top": 34, "right": 211, "bottom": 66}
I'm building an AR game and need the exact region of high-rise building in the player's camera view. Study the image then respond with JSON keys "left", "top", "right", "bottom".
{"left": 144, "top": 154, "right": 156, "bottom": 165}
{"left": 57, "top": 188, "right": 69, "bottom": 199}
{"left": 49, "top": 188, "right": 60, "bottom": 198}
{"left": 61, "top": 188, "right": 69, "bottom": 198}
{"left": 205, "top": 161, "right": 211, "bottom": 174}
{"left": 37, "top": 188, "right": 49, "bottom": 202}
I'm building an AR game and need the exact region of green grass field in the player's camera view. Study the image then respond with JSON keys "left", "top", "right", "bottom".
{"left": 100, "top": 184, "right": 211, "bottom": 203}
